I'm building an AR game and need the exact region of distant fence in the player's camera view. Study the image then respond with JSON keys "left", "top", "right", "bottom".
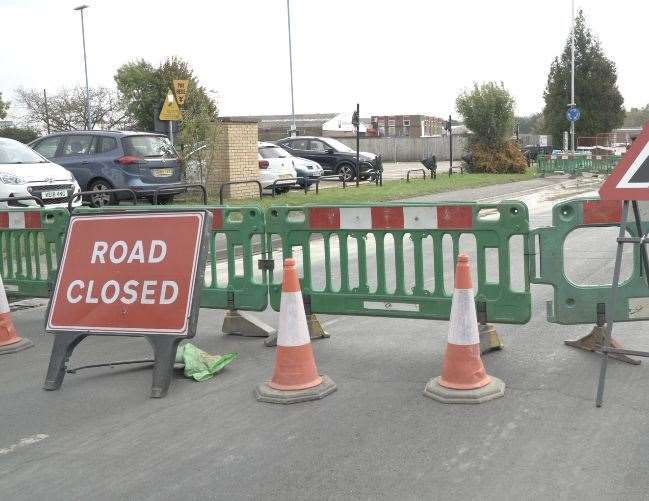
{"left": 336, "top": 136, "right": 468, "bottom": 162}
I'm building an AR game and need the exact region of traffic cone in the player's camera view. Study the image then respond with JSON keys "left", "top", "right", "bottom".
{"left": 424, "top": 254, "right": 504, "bottom": 403}
{"left": 256, "top": 258, "right": 336, "bottom": 404}
{"left": 0, "top": 274, "right": 33, "bottom": 355}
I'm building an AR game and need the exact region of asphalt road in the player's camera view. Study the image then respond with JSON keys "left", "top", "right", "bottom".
{"left": 2, "top": 175, "right": 649, "bottom": 500}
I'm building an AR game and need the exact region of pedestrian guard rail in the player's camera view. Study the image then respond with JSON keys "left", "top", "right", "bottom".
{"left": 265, "top": 202, "right": 532, "bottom": 324}
{"left": 537, "top": 154, "right": 620, "bottom": 177}
{"left": 530, "top": 197, "right": 649, "bottom": 325}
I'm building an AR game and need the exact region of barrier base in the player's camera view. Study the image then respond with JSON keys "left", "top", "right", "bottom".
{"left": 222, "top": 310, "right": 276, "bottom": 338}
{"left": 479, "top": 323, "right": 503, "bottom": 354}
{"left": 0, "top": 337, "right": 34, "bottom": 355}
{"left": 264, "top": 313, "right": 329, "bottom": 347}
{"left": 423, "top": 376, "right": 505, "bottom": 404}
{"left": 565, "top": 325, "right": 640, "bottom": 365}
{"left": 255, "top": 374, "right": 337, "bottom": 404}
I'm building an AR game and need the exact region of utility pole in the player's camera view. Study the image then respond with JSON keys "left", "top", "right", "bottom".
{"left": 447, "top": 115, "right": 453, "bottom": 177}
{"left": 43, "top": 89, "right": 51, "bottom": 134}
{"left": 570, "top": 0, "right": 575, "bottom": 152}
{"left": 354, "top": 103, "right": 360, "bottom": 188}
{"left": 286, "top": 0, "right": 296, "bottom": 136}
{"left": 74, "top": 5, "right": 91, "bottom": 130}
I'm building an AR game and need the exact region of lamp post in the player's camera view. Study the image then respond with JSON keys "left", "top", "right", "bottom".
{"left": 570, "top": 0, "right": 575, "bottom": 152}
{"left": 74, "top": 4, "right": 91, "bottom": 130}
{"left": 286, "top": 0, "right": 296, "bottom": 136}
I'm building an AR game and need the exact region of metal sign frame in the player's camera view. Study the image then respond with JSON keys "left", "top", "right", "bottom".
{"left": 43, "top": 209, "right": 212, "bottom": 398}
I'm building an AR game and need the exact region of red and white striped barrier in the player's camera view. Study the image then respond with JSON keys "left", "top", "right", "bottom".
{"left": 0, "top": 211, "right": 41, "bottom": 230}
{"left": 308, "top": 205, "right": 474, "bottom": 230}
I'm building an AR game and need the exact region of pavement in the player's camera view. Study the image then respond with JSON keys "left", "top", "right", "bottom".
{"left": 2, "top": 175, "right": 649, "bottom": 500}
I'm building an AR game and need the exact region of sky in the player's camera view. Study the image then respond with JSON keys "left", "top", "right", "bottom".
{"left": 1, "top": 0, "right": 647, "bottom": 121}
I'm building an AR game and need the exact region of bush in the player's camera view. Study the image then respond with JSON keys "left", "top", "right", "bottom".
{"left": 470, "top": 141, "right": 527, "bottom": 173}
{"left": 0, "top": 126, "right": 39, "bottom": 144}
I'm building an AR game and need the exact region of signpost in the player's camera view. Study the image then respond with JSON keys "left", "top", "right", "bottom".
{"left": 43, "top": 210, "right": 211, "bottom": 398}
{"left": 159, "top": 89, "right": 182, "bottom": 144}
{"left": 596, "top": 123, "right": 649, "bottom": 406}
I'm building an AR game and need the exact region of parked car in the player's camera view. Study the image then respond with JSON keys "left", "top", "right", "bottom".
{"left": 257, "top": 142, "right": 298, "bottom": 193}
{"left": 276, "top": 136, "right": 382, "bottom": 181}
{"left": 262, "top": 143, "right": 324, "bottom": 188}
{"left": 29, "top": 131, "right": 186, "bottom": 206}
{"left": 0, "top": 137, "right": 81, "bottom": 208}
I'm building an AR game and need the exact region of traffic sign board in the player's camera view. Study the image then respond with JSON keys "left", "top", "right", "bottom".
{"left": 599, "top": 123, "right": 649, "bottom": 200}
{"left": 173, "top": 79, "right": 189, "bottom": 106}
{"left": 566, "top": 107, "right": 580, "bottom": 122}
{"left": 159, "top": 90, "right": 182, "bottom": 121}
{"left": 47, "top": 211, "right": 208, "bottom": 335}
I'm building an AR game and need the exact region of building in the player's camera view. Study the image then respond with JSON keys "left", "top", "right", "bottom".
{"left": 322, "top": 112, "right": 368, "bottom": 137}
{"left": 223, "top": 113, "right": 336, "bottom": 141}
{"left": 370, "top": 115, "right": 445, "bottom": 138}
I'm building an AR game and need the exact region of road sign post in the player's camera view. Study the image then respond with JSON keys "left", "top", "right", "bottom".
{"left": 43, "top": 209, "right": 211, "bottom": 398}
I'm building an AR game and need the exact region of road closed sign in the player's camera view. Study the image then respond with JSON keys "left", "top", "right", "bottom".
{"left": 46, "top": 211, "right": 210, "bottom": 336}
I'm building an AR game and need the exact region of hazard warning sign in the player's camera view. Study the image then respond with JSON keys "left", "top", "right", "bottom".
{"left": 46, "top": 211, "right": 209, "bottom": 336}
{"left": 600, "top": 123, "right": 649, "bottom": 200}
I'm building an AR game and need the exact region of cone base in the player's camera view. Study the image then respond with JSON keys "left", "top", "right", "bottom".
{"left": 0, "top": 337, "right": 34, "bottom": 355}
{"left": 424, "top": 376, "right": 505, "bottom": 404}
{"left": 256, "top": 374, "right": 337, "bottom": 404}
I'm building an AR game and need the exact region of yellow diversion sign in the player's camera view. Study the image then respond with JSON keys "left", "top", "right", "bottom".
{"left": 159, "top": 90, "right": 182, "bottom": 121}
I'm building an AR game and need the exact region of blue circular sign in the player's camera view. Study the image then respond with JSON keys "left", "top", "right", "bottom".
{"left": 566, "top": 107, "right": 581, "bottom": 122}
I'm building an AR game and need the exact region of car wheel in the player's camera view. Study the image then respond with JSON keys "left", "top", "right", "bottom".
{"left": 337, "top": 163, "right": 355, "bottom": 182}
{"left": 87, "top": 179, "right": 114, "bottom": 207}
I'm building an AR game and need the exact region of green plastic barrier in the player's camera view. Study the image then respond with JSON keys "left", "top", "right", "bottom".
{"left": 530, "top": 197, "right": 649, "bottom": 324}
{"left": 537, "top": 154, "right": 620, "bottom": 177}
{"left": 0, "top": 208, "right": 69, "bottom": 298}
{"left": 266, "top": 201, "right": 531, "bottom": 324}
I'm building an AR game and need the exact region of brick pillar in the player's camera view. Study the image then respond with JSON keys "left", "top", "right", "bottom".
{"left": 206, "top": 119, "right": 260, "bottom": 201}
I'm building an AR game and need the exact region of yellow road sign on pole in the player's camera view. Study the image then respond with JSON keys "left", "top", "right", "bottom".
{"left": 173, "top": 79, "right": 189, "bottom": 106}
{"left": 159, "top": 90, "right": 182, "bottom": 121}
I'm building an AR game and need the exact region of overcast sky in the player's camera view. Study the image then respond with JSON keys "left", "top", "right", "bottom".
{"left": 1, "top": 0, "right": 646, "bottom": 120}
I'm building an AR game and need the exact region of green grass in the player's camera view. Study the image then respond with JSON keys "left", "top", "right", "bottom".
{"left": 213, "top": 171, "right": 536, "bottom": 208}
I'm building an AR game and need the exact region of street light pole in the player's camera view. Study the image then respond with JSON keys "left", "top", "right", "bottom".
{"left": 570, "top": 0, "right": 575, "bottom": 152}
{"left": 286, "top": 0, "right": 296, "bottom": 136}
{"left": 74, "top": 5, "right": 91, "bottom": 130}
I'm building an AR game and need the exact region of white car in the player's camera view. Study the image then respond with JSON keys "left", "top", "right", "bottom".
{"left": 0, "top": 137, "right": 81, "bottom": 208}
{"left": 258, "top": 142, "right": 298, "bottom": 193}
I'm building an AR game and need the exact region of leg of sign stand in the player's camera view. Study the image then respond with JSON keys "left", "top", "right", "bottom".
{"left": 631, "top": 201, "right": 649, "bottom": 287}
{"left": 147, "top": 335, "right": 182, "bottom": 398}
{"left": 596, "top": 201, "right": 629, "bottom": 407}
{"left": 43, "top": 333, "right": 87, "bottom": 391}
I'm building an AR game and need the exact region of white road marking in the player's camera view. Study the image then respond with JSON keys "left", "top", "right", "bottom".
{"left": 0, "top": 433, "right": 49, "bottom": 455}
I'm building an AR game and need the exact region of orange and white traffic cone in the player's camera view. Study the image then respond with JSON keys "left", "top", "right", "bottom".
{"left": 256, "top": 258, "right": 336, "bottom": 404}
{"left": 0, "top": 274, "right": 33, "bottom": 355}
{"left": 424, "top": 253, "right": 504, "bottom": 403}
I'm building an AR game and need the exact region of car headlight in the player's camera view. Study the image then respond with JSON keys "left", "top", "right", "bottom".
{"left": 0, "top": 173, "right": 27, "bottom": 184}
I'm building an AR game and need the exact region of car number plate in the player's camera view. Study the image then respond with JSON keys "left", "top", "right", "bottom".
{"left": 41, "top": 189, "right": 68, "bottom": 199}
{"left": 153, "top": 168, "right": 173, "bottom": 177}
{"left": 279, "top": 174, "right": 292, "bottom": 179}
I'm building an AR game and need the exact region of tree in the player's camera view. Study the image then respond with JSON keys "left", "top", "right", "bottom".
{"left": 115, "top": 56, "right": 216, "bottom": 132}
{"left": 624, "top": 104, "right": 649, "bottom": 128}
{"left": 0, "top": 92, "right": 8, "bottom": 120}
{"left": 542, "top": 10, "right": 624, "bottom": 146}
{"left": 15, "top": 87, "right": 132, "bottom": 132}
{"left": 456, "top": 82, "right": 526, "bottom": 173}
{"left": 0, "top": 126, "right": 39, "bottom": 144}
{"left": 517, "top": 113, "right": 544, "bottom": 134}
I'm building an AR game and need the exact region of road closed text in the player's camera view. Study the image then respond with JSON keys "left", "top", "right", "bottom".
{"left": 66, "top": 240, "right": 179, "bottom": 305}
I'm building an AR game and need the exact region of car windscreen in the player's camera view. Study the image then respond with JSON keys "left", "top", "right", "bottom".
{"left": 122, "top": 135, "right": 177, "bottom": 158}
{"left": 0, "top": 138, "right": 47, "bottom": 164}
{"left": 322, "top": 138, "right": 354, "bottom": 153}
{"left": 258, "top": 146, "right": 291, "bottom": 159}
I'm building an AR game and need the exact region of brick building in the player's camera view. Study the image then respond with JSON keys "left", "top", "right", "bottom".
{"left": 369, "top": 115, "right": 445, "bottom": 138}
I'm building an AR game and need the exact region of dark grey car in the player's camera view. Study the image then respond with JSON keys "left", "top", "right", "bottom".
{"left": 30, "top": 131, "right": 185, "bottom": 205}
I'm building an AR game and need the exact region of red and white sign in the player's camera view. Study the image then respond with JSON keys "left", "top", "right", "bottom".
{"left": 600, "top": 122, "right": 649, "bottom": 200}
{"left": 47, "top": 212, "right": 206, "bottom": 336}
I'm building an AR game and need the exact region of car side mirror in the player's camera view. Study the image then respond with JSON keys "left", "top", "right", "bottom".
{"left": 326, "top": 148, "right": 335, "bottom": 154}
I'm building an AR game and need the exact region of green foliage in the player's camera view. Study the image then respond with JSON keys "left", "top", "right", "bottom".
{"left": 542, "top": 10, "right": 624, "bottom": 146}
{"left": 114, "top": 56, "right": 217, "bottom": 132}
{"left": 0, "top": 92, "right": 8, "bottom": 120}
{"left": 456, "top": 82, "right": 516, "bottom": 149}
{"left": 624, "top": 104, "right": 649, "bottom": 128}
{"left": 517, "top": 113, "right": 543, "bottom": 134}
{"left": 0, "top": 126, "right": 39, "bottom": 144}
